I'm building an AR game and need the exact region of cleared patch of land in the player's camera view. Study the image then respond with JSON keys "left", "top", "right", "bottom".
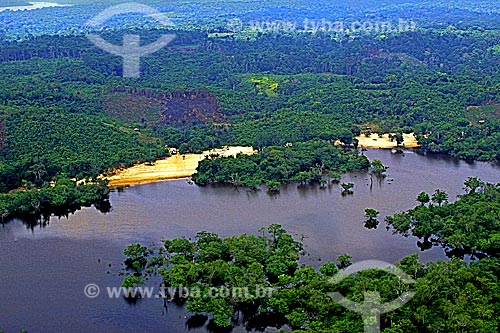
{"left": 356, "top": 133, "right": 420, "bottom": 149}
{"left": 104, "top": 89, "right": 225, "bottom": 127}
{"left": 102, "top": 146, "right": 256, "bottom": 187}
{"left": 466, "top": 103, "right": 500, "bottom": 124}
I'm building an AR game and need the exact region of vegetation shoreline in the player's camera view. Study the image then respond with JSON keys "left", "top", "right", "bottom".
{"left": 101, "top": 146, "right": 256, "bottom": 188}
{"left": 102, "top": 140, "right": 416, "bottom": 188}
{"left": 355, "top": 132, "right": 421, "bottom": 149}
{"left": 122, "top": 224, "right": 500, "bottom": 331}
{"left": 192, "top": 140, "right": 370, "bottom": 189}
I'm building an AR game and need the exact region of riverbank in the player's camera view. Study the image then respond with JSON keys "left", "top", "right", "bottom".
{"left": 103, "top": 135, "right": 419, "bottom": 188}
{"left": 355, "top": 133, "right": 420, "bottom": 149}
{"left": 102, "top": 146, "right": 256, "bottom": 187}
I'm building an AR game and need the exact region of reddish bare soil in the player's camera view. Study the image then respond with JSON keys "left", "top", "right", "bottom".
{"left": 160, "top": 89, "right": 225, "bottom": 126}
{"left": 103, "top": 88, "right": 225, "bottom": 127}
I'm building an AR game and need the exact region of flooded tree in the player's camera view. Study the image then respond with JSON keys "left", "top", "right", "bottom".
{"left": 364, "top": 208, "right": 380, "bottom": 229}
{"left": 341, "top": 182, "right": 354, "bottom": 193}
{"left": 416, "top": 192, "right": 430, "bottom": 206}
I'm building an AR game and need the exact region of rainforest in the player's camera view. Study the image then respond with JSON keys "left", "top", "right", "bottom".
{"left": 1, "top": 0, "right": 500, "bottom": 332}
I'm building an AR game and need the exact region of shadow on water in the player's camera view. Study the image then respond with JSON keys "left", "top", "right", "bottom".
{"left": 414, "top": 149, "right": 471, "bottom": 167}
{"left": 204, "top": 308, "right": 287, "bottom": 333}
{"left": 341, "top": 190, "right": 354, "bottom": 196}
{"left": 119, "top": 284, "right": 290, "bottom": 332}
{"left": 242, "top": 312, "right": 288, "bottom": 332}
{"left": 415, "top": 238, "right": 493, "bottom": 261}
{"left": 266, "top": 190, "right": 280, "bottom": 199}
{"left": 186, "top": 314, "right": 208, "bottom": 330}
{"left": 417, "top": 239, "right": 434, "bottom": 251}
{"left": 2, "top": 148, "right": 500, "bottom": 332}
{"left": 444, "top": 247, "right": 490, "bottom": 261}
{"left": 364, "top": 219, "right": 380, "bottom": 230}
{"left": 2, "top": 199, "right": 112, "bottom": 230}
{"left": 207, "top": 320, "right": 234, "bottom": 333}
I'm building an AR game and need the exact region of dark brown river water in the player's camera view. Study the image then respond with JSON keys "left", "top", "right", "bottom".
{"left": 1, "top": 149, "right": 499, "bottom": 332}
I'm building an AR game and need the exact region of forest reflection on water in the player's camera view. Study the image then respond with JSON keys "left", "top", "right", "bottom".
{"left": 1, "top": 149, "right": 499, "bottom": 332}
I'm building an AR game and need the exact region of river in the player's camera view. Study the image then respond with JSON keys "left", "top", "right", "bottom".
{"left": 0, "top": 2, "right": 69, "bottom": 13}
{"left": 0, "top": 149, "right": 499, "bottom": 332}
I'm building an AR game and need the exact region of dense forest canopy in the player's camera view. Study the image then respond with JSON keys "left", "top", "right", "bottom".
{"left": 2, "top": 0, "right": 500, "bottom": 39}
{"left": 386, "top": 178, "right": 500, "bottom": 257}
{"left": 121, "top": 225, "right": 500, "bottom": 332}
{"left": 192, "top": 140, "right": 369, "bottom": 188}
{"left": 1, "top": 1, "right": 500, "bottom": 332}
{"left": 1, "top": 2, "right": 500, "bottom": 218}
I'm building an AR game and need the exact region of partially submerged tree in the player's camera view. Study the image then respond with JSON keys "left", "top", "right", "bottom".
{"left": 329, "top": 172, "right": 341, "bottom": 183}
{"left": 341, "top": 182, "right": 354, "bottom": 193}
{"left": 336, "top": 253, "right": 353, "bottom": 269}
{"left": 431, "top": 189, "right": 448, "bottom": 206}
{"left": 464, "top": 177, "right": 484, "bottom": 194}
{"left": 369, "top": 159, "right": 387, "bottom": 175}
{"left": 364, "top": 208, "right": 380, "bottom": 229}
{"left": 266, "top": 180, "right": 281, "bottom": 192}
{"left": 416, "top": 192, "right": 430, "bottom": 206}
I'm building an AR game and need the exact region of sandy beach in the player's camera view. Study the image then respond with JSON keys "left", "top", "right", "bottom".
{"left": 103, "top": 135, "right": 418, "bottom": 188}
{"left": 102, "top": 146, "right": 256, "bottom": 187}
{"left": 355, "top": 133, "right": 420, "bottom": 149}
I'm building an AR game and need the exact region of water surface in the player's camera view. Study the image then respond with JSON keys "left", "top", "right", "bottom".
{"left": 1, "top": 149, "right": 499, "bottom": 332}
